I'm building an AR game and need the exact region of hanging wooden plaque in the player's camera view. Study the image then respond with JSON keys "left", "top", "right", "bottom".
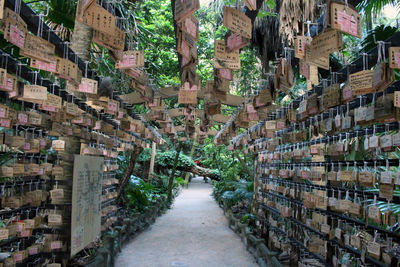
{"left": 55, "top": 57, "right": 79, "bottom": 82}
{"left": 0, "top": 73, "right": 16, "bottom": 93}
{"left": 330, "top": 2, "right": 362, "bottom": 38}
{"left": 178, "top": 82, "right": 198, "bottom": 104}
{"left": 226, "top": 33, "right": 250, "bottom": 52}
{"left": 79, "top": 78, "right": 98, "bottom": 94}
{"left": 174, "top": 0, "right": 200, "bottom": 23}
{"left": 217, "top": 70, "right": 232, "bottom": 83}
{"left": 106, "top": 100, "right": 119, "bottom": 115}
{"left": 41, "top": 94, "right": 62, "bottom": 112}
{"left": 294, "top": 36, "right": 311, "bottom": 59}
{"left": 389, "top": 47, "right": 400, "bottom": 69}
{"left": 350, "top": 70, "right": 373, "bottom": 96}
{"left": 223, "top": 6, "right": 252, "bottom": 39}
{"left": 308, "top": 29, "right": 342, "bottom": 59}
{"left": 116, "top": 50, "right": 145, "bottom": 69}
{"left": 31, "top": 58, "right": 57, "bottom": 73}
{"left": 65, "top": 102, "right": 79, "bottom": 116}
{"left": 21, "top": 85, "right": 47, "bottom": 101}
{"left": 93, "top": 27, "right": 125, "bottom": 51}
{"left": 305, "top": 46, "right": 330, "bottom": 70}
{"left": 2, "top": 8, "right": 27, "bottom": 49}
{"left": 20, "top": 34, "right": 55, "bottom": 63}
{"left": 180, "top": 15, "right": 199, "bottom": 41}
{"left": 214, "top": 40, "right": 240, "bottom": 70}
{"left": 80, "top": 3, "right": 116, "bottom": 35}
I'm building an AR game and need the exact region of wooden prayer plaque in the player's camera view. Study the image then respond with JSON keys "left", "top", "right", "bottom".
{"left": 214, "top": 40, "right": 241, "bottom": 70}
{"left": 174, "top": 0, "right": 200, "bottom": 22}
{"left": 180, "top": 15, "right": 199, "bottom": 41}
{"left": 55, "top": 57, "right": 79, "bottom": 82}
{"left": 2, "top": 8, "right": 27, "bottom": 49}
{"left": 81, "top": 3, "right": 116, "bottom": 35}
{"left": 389, "top": 47, "right": 400, "bottom": 69}
{"left": 223, "top": 6, "right": 252, "bottom": 39}
{"left": 116, "top": 50, "right": 145, "bottom": 69}
{"left": 41, "top": 94, "right": 62, "bottom": 112}
{"left": 178, "top": 89, "right": 198, "bottom": 104}
{"left": 305, "top": 45, "right": 330, "bottom": 70}
{"left": 350, "top": 70, "right": 373, "bottom": 96}
{"left": 308, "top": 29, "right": 342, "bottom": 59}
{"left": 294, "top": 36, "right": 311, "bottom": 59}
{"left": 31, "top": 58, "right": 57, "bottom": 73}
{"left": 93, "top": 27, "right": 125, "bottom": 51}
{"left": 226, "top": 33, "right": 250, "bottom": 52}
{"left": 79, "top": 78, "right": 98, "bottom": 94}
{"left": 21, "top": 85, "right": 47, "bottom": 101}
{"left": 21, "top": 34, "right": 55, "bottom": 63}
{"left": 330, "top": 2, "right": 362, "bottom": 38}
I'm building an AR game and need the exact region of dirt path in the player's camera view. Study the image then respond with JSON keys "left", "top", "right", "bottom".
{"left": 115, "top": 177, "right": 259, "bottom": 267}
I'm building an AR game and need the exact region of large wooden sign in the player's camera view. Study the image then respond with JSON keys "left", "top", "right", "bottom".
{"left": 175, "top": 0, "right": 200, "bottom": 22}
{"left": 223, "top": 6, "right": 252, "bottom": 39}
{"left": 214, "top": 40, "right": 241, "bottom": 70}
{"left": 308, "top": 29, "right": 342, "bottom": 59}
{"left": 330, "top": 2, "right": 362, "bottom": 38}
{"left": 71, "top": 155, "right": 103, "bottom": 256}
{"left": 116, "top": 51, "right": 145, "bottom": 69}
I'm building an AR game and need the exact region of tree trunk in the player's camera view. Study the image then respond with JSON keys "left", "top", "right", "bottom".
{"left": 148, "top": 142, "right": 157, "bottom": 181}
{"left": 71, "top": 1, "right": 93, "bottom": 61}
{"left": 175, "top": 164, "right": 220, "bottom": 181}
{"left": 117, "top": 146, "right": 143, "bottom": 202}
{"left": 234, "top": 151, "right": 254, "bottom": 181}
{"left": 167, "top": 144, "right": 182, "bottom": 203}
{"left": 184, "top": 136, "right": 196, "bottom": 185}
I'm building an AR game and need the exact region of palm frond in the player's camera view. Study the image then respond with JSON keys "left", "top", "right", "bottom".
{"left": 358, "top": 0, "right": 400, "bottom": 15}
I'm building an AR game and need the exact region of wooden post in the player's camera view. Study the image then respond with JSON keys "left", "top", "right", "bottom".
{"left": 167, "top": 143, "right": 182, "bottom": 203}
{"left": 148, "top": 142, "right": 156, "bottom": 180}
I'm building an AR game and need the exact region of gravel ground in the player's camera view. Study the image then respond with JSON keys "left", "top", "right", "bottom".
{"left": 115, "top": 177, "right": 259, "bottom": 267}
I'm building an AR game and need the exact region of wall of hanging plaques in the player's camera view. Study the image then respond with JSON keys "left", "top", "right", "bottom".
{"left": 222, "top": 22, "right": 400, "bottom": 267}
{"left": 0, "top": 0, "right": 156, "bottom": 265}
